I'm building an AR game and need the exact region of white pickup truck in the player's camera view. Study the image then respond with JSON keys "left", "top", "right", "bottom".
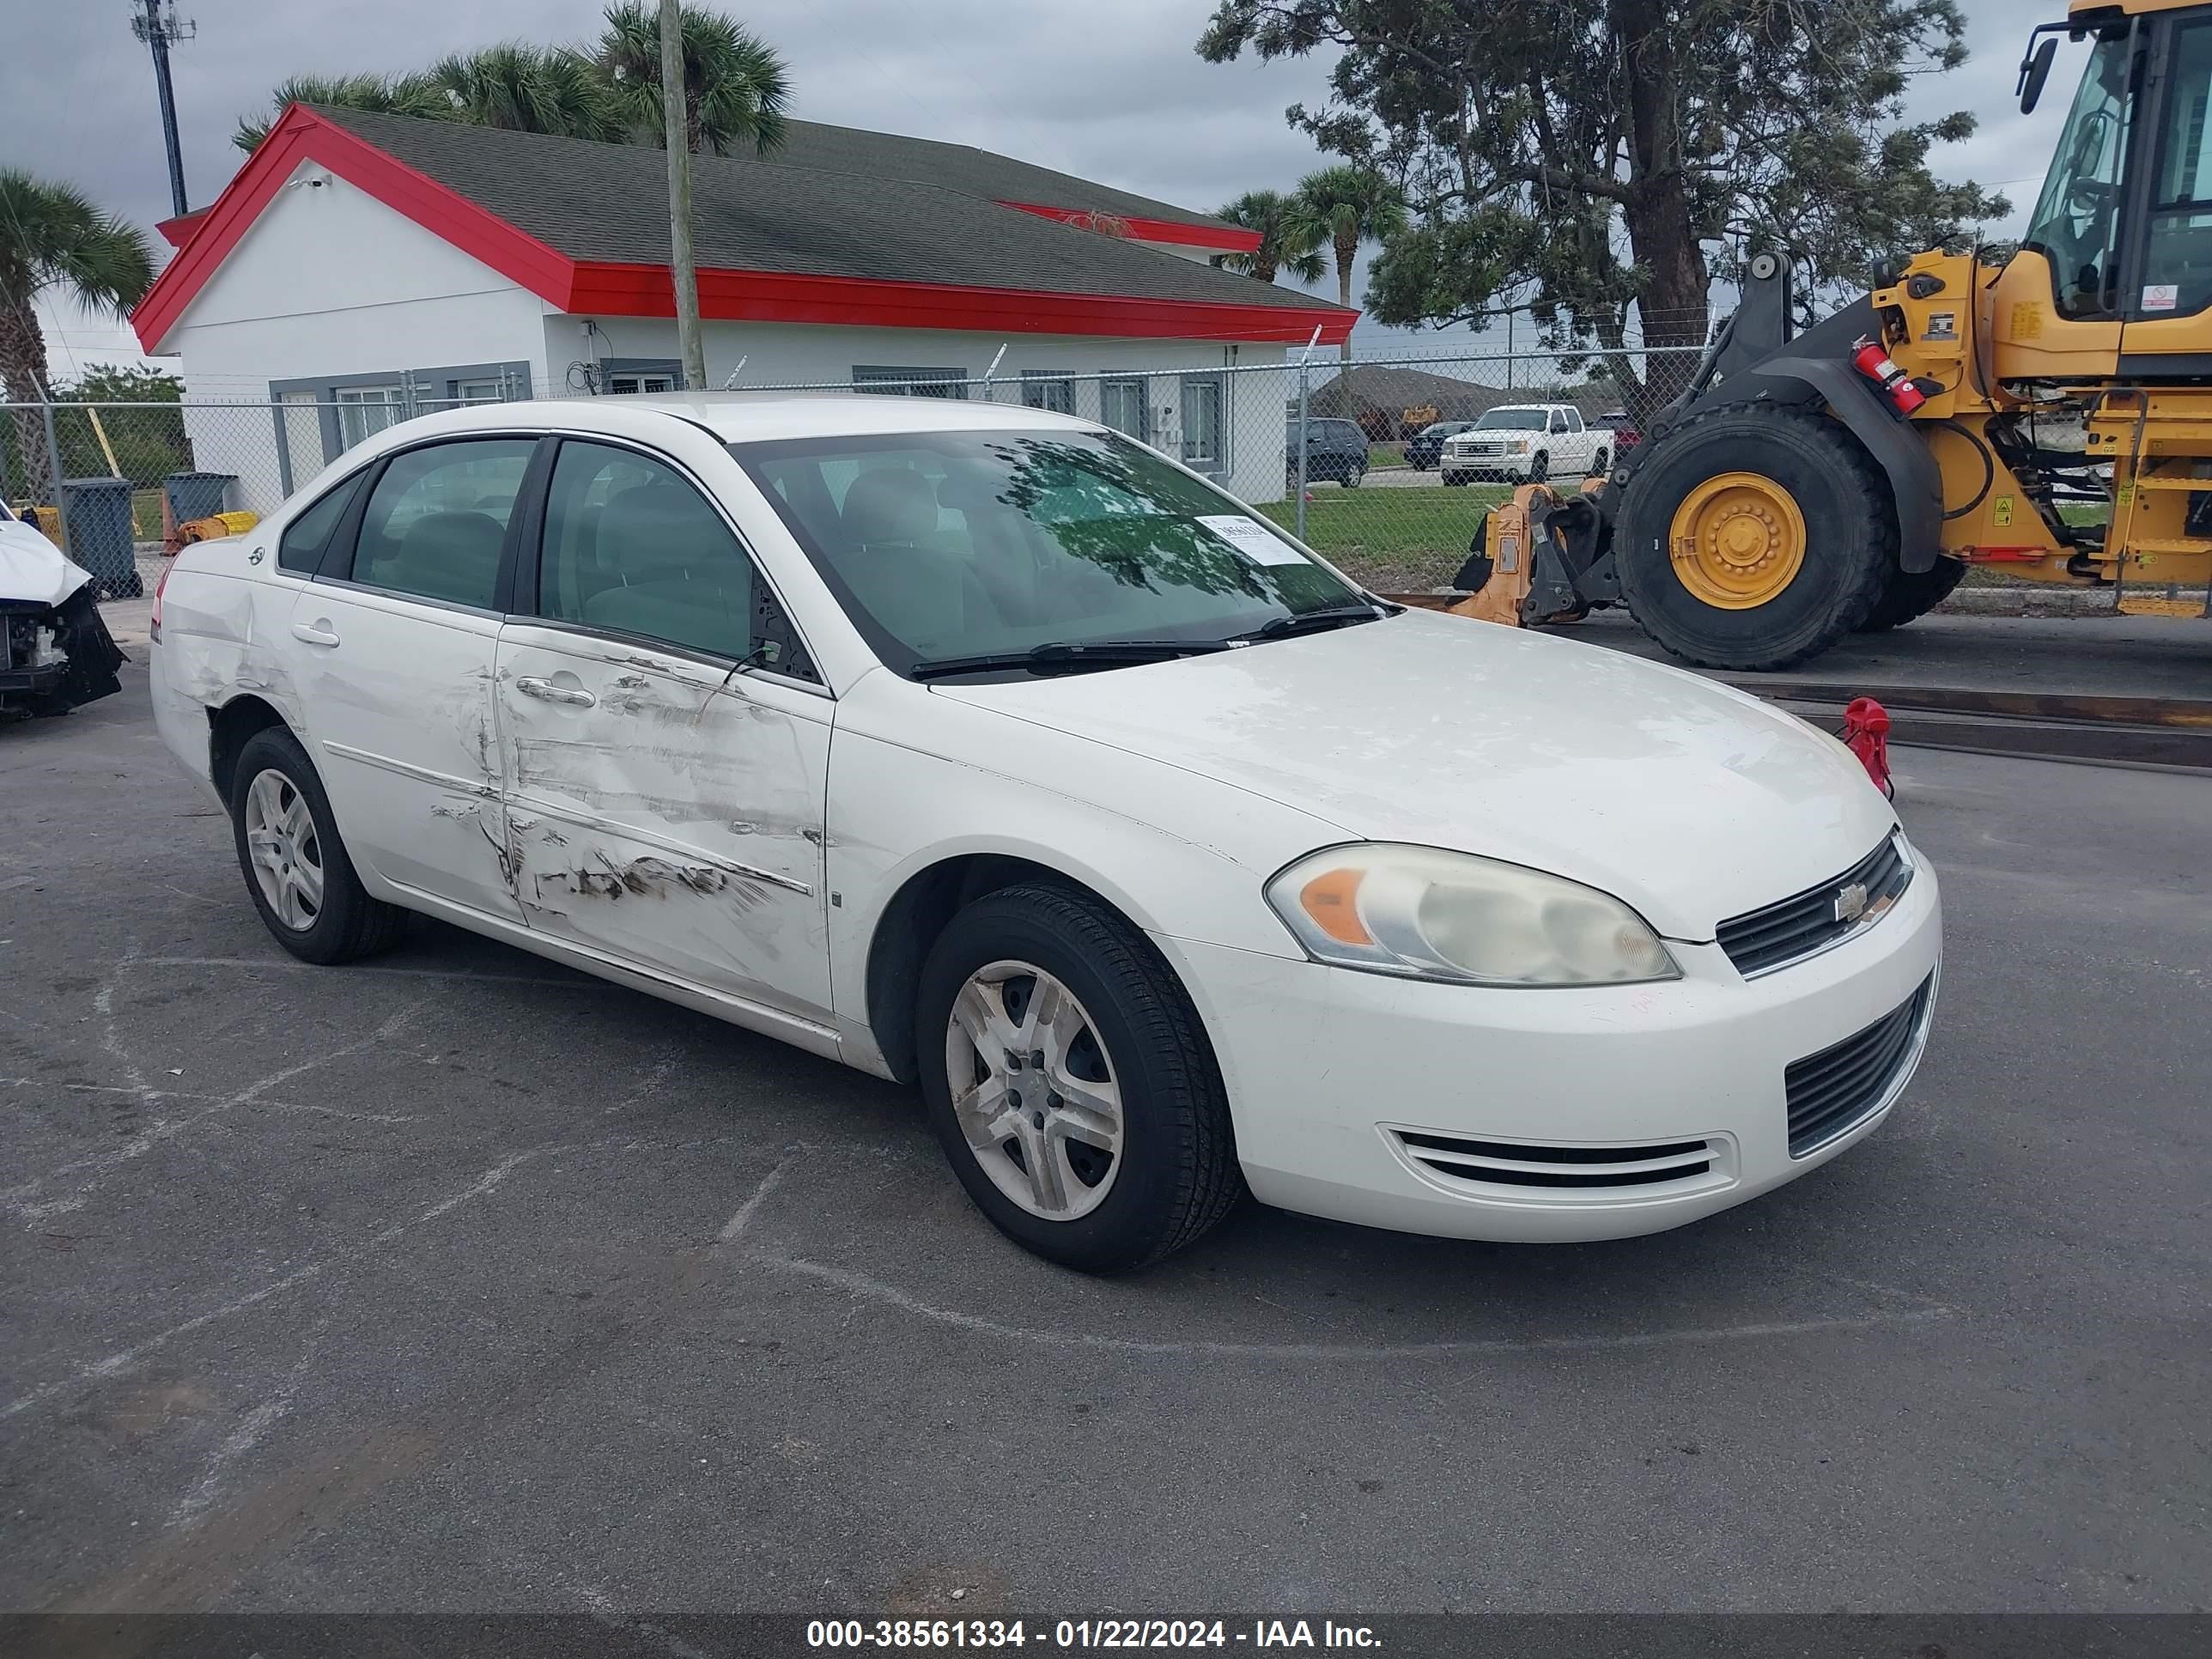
{"left": 1440, "top": 404, "right": 1617, "bottom": 486}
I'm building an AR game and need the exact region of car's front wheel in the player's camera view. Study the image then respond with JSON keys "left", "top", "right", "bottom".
{"left": 229, "top": 726, "right": 408, "bottom": 964}
{"left": 916, "top": 884, "right": 1242, "bottom": 1273}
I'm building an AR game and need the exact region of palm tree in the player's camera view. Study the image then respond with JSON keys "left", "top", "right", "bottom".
{"left": 233, "top": 72, "right": 453, "bottom": 152}
{"left": 0, "top": 172, "right": 155, "bottom": 503}
{"left": 1286, "top": 166, "right": 1407, "bottom": 359}
{"left": 428, "top": 44, "right": 619, "bottom": 141}
{"left": 1213, "top": 190, "right": 1325, "bottom": 285}
{"left": 595, "top": 2, "right": 789, "bottom": 155}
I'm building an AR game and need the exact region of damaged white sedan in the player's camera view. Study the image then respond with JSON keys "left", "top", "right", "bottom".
{"left": 1, "top": 500, "right": 126, "bottom": 720}
{"left": 153, "top": 396, "right": 1938, "bottom": 1271}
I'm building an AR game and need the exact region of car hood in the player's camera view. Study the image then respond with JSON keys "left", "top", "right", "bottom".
{"left": 0, "top": 520, "right": 94, "bottom": 608}
{"left": 933, "top": 609, "right": 1897, "bottom": 939}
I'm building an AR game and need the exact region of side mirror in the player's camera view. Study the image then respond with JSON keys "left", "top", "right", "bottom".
{"left": 2020, "top": 36, "right": 2057, "bottom": 114}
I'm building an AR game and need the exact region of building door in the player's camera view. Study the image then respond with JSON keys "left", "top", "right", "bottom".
{"left": 1179, "top": 374, "right": 1224, "bottom": 477}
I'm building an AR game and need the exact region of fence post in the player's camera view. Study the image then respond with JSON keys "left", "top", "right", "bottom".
{"left": 39, "top": 396, "right": 74, "bottom": 562}
{"left": 1295, "top": 349, "right": 1311, "bottom": 544}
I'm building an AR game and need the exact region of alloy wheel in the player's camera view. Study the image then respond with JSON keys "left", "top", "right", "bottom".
{"left": 243, "top": 768, "right": 325, "bottom": 932}
{"left": 944, "top": 959, "right": 1123, "bottom": 1220}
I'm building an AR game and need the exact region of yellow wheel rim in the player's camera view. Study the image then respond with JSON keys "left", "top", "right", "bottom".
{"left": 1668, "top": 471, "right": 1807, "bottom": 610}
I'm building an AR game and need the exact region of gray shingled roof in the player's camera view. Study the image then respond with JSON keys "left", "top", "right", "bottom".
{"left": 314, "top": 108, "right": 1333, "bottom": 315}
{"left": 765, "top": 118, "right": 1237, "bottom": 234}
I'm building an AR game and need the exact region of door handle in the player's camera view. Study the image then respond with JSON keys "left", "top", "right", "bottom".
{"left": 515, "top": 677, "right": 597, "bottom": 708}
{"left": 291, "top": 622, "right": 340, "bottom": 647}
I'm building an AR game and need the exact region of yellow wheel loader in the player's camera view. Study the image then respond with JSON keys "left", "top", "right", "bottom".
{"left": 1456, "top": 0, "right": 2212, "bottom": 670}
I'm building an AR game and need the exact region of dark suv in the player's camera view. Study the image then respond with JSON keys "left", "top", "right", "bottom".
{"left": 1286, "top": 418, "right": 1370, "bottom": 487}
{"left": 1405, "top": 421, "right": 1475, "bottom": 470}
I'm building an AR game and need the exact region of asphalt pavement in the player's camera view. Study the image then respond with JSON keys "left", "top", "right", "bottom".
{"left": 3, "top": 643, "right": 2209, "bottom": 1621}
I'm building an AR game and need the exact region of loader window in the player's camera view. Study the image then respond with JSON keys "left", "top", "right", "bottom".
{"left": 2140, "top": 21, "right": 2212, "bottom": 319}
{"left": 2024, "top": 29, "right": 2135, "bottom": 320}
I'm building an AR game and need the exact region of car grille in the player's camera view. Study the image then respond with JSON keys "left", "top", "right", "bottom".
{"left": 1785, "top": 975, "right": 1934, "bottom": 1157}
{"left": 1389, "top": 1130, "right": 1726, "bottom": 1195}
{"left": 1716, "top": 833, "right": 1913, "bottom": 977}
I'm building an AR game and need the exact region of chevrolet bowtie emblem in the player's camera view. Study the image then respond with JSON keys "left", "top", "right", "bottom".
{"left": 1832, "top": 881, "right": 1871, "bottom": 924}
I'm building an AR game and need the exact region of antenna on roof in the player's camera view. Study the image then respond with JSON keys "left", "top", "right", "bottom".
{"left": 720, "top": 356, "right": 748, "bottom": 390}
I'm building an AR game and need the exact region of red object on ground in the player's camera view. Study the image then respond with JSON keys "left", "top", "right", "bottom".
{"left": 1842, "top": 696, "right": 1893, "bottom": 798}
{"left": 1851, "top": 337, "right": 1928, "bottom": 416}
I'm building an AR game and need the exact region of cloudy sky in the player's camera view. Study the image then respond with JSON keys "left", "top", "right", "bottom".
{"left": 8, "top": 0, "right": 2067, "bottom": 376}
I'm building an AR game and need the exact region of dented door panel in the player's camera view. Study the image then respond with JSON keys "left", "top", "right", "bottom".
{"left": 493, "top": 622, "right": 832, "bottom": 1020}
{"left": 286, "top": 584, "right": 520, "bottom": 922}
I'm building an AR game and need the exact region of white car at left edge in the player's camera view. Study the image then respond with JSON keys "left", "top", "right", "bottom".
{"left": 150, "top": 393, "right": 1940, "bottom": 1273}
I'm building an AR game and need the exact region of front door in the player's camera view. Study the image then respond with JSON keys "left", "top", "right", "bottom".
{"left": 1179, "top": 374, "right": 1224, "bottom": 477}
{"left": 493, "top": 437, "right": 832, "bottom": 1019}
{"left": 289, "top": 434, "right": 538, "bottom": 923}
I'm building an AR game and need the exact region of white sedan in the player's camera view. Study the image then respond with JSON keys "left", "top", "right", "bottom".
{"left": 150, "top": 395, "right": 1940, "bottom": 1272}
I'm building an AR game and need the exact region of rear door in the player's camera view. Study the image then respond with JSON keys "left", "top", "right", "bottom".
{"left": 493, "top": 436, "right": 833, "bottom": 1020}
{"left": 287, "top": 434, "right": 540, "bottom": 922}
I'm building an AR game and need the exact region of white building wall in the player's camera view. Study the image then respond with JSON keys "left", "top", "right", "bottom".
{"left": 556, "top": 316, "right": 1292, "bottom": 503}
{"left": 161, "top": 163, "right": 556, "bottom": 509}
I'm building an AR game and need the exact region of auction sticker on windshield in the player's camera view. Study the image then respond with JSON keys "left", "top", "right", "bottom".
{"left": 1198, "top": 514, "right": 1304, "bottom": 565}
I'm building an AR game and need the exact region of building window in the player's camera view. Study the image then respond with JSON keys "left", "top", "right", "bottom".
{"left": 853, "top": 365, "right": 969, "bottom": 399}
{"left": 453, "top": 377, "right": 505, "bottom": 404}
{"left": 607, "top": 368, "right": 678, "bottom": 395}
{"left": 1101, "top": 377, "right": 1148, "bottom": 441}
{"left": 1021, "top": 372, "right": 1075, "bottom": 414}
{"left": 335, "top": 386, "right": 404, "bottom": 451}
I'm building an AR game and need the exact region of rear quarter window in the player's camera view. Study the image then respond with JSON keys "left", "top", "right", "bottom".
{"left": 276, "top": 473, "right": 364, "bottom": 574}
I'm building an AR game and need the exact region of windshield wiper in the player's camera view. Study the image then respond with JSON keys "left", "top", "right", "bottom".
{"left": 1229, "top": 602, "right": 1393, "bottom": 644}
{"left": 909, "top": 639, "right": 1230, "bottom": 681}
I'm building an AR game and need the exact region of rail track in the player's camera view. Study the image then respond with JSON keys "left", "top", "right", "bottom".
{"left": 1380, "top": 596, "right": 2212, "bottom": 772}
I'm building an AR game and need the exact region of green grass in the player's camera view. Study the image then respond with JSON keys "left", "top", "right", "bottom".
{"left": 1256, "top": 483, "right": 1507, "bottom": 556}
{"left": 1368, "top": 441, "right": 1407, "bottom": 470}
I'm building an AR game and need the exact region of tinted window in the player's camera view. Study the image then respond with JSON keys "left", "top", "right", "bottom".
{"left": 277, "top": 472, "right": 362, "bottom": 574}
{"left": 349, "top": 440, "right": 533, "bottom": 608}
{"left": 738, "top": 428, "right": 1358, "bottom": 674}
{"left": 538, "top": 441, "right": 811, "bottom": 677}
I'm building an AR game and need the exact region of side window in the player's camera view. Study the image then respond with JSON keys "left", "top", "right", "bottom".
{"left": 2142, "top": 20, "right": 2212, "bottom": 317}
{"left": 348, "top": 439, "right": 534, "bottom": 609}
{"left": 1565, "top": 409, "right": 1584, "bottom": 433}
{"left": 538, "top": 441, "right": 815, "bottom": 679}
{"left": 276, "top": 472, "right": 362, "bottom": 574}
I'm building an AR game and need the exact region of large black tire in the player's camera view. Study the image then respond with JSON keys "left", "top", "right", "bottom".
{"left": 1617, "top": 404, "right": 1895, "bottom": 671}
{"left": 229, "top": 727, "right": 410, "bottom": 965}
{"left": 1858, "top": 556, "right": 1968, "bottom": 632}
{"left": 916, "top": 884, "right": 1243, "bottom": 1273}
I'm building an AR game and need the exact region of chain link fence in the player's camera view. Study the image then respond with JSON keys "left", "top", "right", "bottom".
{"left": 3, "top": 341, "right": 1707, "bottom": 604}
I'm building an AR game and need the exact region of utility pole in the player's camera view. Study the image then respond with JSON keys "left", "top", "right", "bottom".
{"left": 659, "top": 0, "right": 706, "bottom": 392}
{"left": 131, "top": 0, "right": 196, "bottom": 219}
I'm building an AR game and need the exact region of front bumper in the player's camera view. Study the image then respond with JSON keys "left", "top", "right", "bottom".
{"left": 1154, "top": 860, "right": 1942, "bottom": 1243}
{"left": 1443, "top": 456, "right": 1531, "bottom": 482}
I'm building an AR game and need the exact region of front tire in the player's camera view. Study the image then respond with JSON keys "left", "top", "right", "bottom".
{"left": 229, "top": 727, "right": 409, "bottom": 964}
{"left": 1616, "top": 404, "right": 1895, "bottom": 671}
{"left": 1344, "top": 462, "right": 1364, "bottom": 489}
{"left": 916, "top": 884, "right": 1242, "bottom": 1273}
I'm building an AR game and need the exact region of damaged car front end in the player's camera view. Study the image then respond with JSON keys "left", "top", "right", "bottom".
{"left": 0, "top": 501, "right": 126, "bottom": 720}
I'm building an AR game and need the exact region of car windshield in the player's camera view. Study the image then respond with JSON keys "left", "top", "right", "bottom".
{"left": 1474, "top": 410, "right": 1547, "bottom": 430}
{"left": 736, "top": 428, "right": 1364, "bottom": 675}
{"left": 1420, "top": 423, "right": 1462, "bottom": 438}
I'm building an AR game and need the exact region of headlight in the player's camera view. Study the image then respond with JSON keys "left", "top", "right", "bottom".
{"left": 1509, "top": 439, "right": 1530, "bottom": 453}
{"left": 1266, "top": 844, "right": 1680, "bottom": 988}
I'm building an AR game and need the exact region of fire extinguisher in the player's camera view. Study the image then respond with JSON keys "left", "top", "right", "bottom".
{"left": 1852, "top": 337, "right": 1928, "bottom": 416}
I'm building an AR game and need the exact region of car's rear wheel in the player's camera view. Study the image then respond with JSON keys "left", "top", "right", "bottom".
{"left": 1530, "top": 452, "right": 1551, "bottom": 484}
{"left": 916, "top": 884, "right": 1241, "bottom": 1273}
{"left": 1345, "top": 462, "right": 1364, "bottom": 489}
{"left": 1589, "top": 447, "right": 1611, "bottom": 477}
{"left": 229, "top": 727, "right": 408, "bottom": 964}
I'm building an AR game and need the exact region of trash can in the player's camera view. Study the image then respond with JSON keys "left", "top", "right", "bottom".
{"left": 163, "top": 471, "right": 236, "bottom": 527}
{"left": 59, "top": 477, "right": 141, "bottom": 599}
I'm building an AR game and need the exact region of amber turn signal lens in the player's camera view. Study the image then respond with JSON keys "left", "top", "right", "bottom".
{"left": 1298, "top": 866, "right": 1372, "bottom": 945}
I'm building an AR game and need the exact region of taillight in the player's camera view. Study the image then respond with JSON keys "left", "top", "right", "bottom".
{"left": 151, "top": 558, "right": 173, "bottom": 643}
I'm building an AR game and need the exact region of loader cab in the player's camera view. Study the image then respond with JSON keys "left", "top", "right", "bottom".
{"left": 2024, "top": 3, "right": 2212, "bottom": 349}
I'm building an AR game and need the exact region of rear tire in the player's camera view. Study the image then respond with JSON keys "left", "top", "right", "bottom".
{"left": 1530, "top": 452, "right": 1551, "bottom": 484}
{"left": 1858, "top": 556, "right": 1967, "bottom": 631}
{"left": 1617, "top": 404, "right": 1895, "bottom": 671}
{"left": 916, "top": 884, "right": 1242, "bottom": 1273}
{"left": 1589, "top": 447, "right": 1610, "bottom": 477}
{"left": 1345, "top": 462, "right": 1364, "bottom": 489}
{"left": 229, "top": 727, "right": 409, "bottom": 965}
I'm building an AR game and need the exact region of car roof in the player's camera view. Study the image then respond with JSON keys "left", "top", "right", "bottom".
{"left": 344, "top": 392, "right": 1100, "bottom": 450}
